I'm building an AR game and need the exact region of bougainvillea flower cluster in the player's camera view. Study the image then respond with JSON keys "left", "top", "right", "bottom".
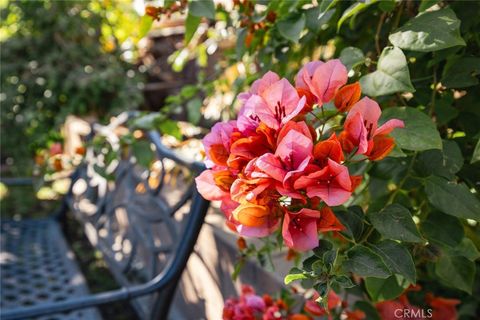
{"left": 223, "top": 286, "right": 367, "bottom": 320}
{"left": 222, "top": 285, "right": 305, "bottom": 320}
{"left": 375, "top": 285, "right": 460, "bottom": 320}
{"left": 196, "top": 59, "right": 404, "bottom": 251}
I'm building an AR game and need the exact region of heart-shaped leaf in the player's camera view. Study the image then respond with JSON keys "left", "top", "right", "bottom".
{"left": 360, "top": 46, "right": 414, "bottom": 97}
{"left": 389, "top": 7, "right": 466, "bottom": 52}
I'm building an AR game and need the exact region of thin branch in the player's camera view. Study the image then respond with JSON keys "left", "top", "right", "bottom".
{"left": 429, "top": 66, "right": 437, "bottom": 117}
{"left": 375, "top": 12, "right": 387, "bottom": 56}
{"left": 391, "top": 0, "right": 405, "bottom": 33}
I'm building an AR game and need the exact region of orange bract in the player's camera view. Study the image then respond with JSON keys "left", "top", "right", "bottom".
{"left": 334, "top": 82, "right": 361, "bottom": 112}
{"left": 233, "top": 202, "right": 271, "bottom": 227}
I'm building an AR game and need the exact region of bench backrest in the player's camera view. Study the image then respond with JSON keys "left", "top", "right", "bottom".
{"left": 65, "top": 114, "right": 209, "bottom": 319}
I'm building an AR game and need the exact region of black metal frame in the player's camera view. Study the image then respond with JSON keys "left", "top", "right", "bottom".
{"left": 1, "top": 116, "right": 210, "bottom": 320}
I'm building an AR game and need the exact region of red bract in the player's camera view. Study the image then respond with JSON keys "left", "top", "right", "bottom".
{"left": 339, "top": 97, "right": 404, "bottom": 160}
{"left": 426, "top": 293, "right": 460, "bottom": 320}
{"left": 295, "top": 59, "right": 348, "bottom": 107}
{"left": 294, "top": 159, "right": 352, "bottom": 206}
{"left": 304, "top": 290, "right": 341, "bottom": 317}
{"left": 239, "top": 73, "right": 306, "bottom": 131}
{"left": 282, "top": 208, "right": 321, "bottom": 251}
{"left": 334, "top": 82, "right": 361, "bottom": 112}
{"left": 376, "top": 294, "right": 424, "bottom": 320}
{"left": 195, "top": 59, "right": 404, "bottom": 251}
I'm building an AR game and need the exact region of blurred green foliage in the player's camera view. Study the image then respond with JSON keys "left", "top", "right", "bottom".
{"left": 0, "top": 0, "right": 145, "bottom": 174}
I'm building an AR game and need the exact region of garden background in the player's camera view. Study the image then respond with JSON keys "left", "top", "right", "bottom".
{"left": 1, "top": 0, "right": 479, "bottom": 319}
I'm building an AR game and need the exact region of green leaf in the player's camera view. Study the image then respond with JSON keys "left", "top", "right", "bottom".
{"left": 447, "top": 238, "right": 480, "bottom": 261}
{"left": 435, "top": 253, "right": 475, "bottom": 293}
{"left": 435, "top": 95, "right": 459, "bottom": 125}
{"left": 313, "top": 239, "right": 334, "bottom": 259}
{"left": 425, "top": 176, "right": 480, "bottom": 220}
{"left": 132, "top": 140, "right": 154, "bottom": 168}
{"left": 337, "top": 0, "right": 378, "bottom": 31}
{"left": 380, "top": 107, "right": 442, "bottom": 151}
{"left": 318, "top": 0, "right": 339, "bottom": 19}
{"left": 236, "top": 28, "right": 247, "bottom": 60}
{"left": 441, "top": 140, "right": 464, "bottom": 173}
{"left": 339, "top": 47, "right": 365, "bottom": 71}
{"left": 131, "top": 113, "right": 163, "bottom": 130}
{"left": 416, "top": 140, "right": 463, "bottom": 179}
{"left": 139, "top": 15, "right": 153, "bottom": 39}
{"left": 421, "top": 211, "right": 464, "bottom": 247}
{"left": 306, "top": 6, "right": 334, "bottom": 32}
{"left": 442, "top": 57, "right": 480, "bottom": 88}
{"left": 185, "top": 13, "right": 201, "bottom": 44}
{"left": 284, "top": 267, "right": 308, "bottom": 284}
{"left": 232, "top": 259, "right": 245, "bottom": 280}
{"left": 302, "top": 256, "right": 318, "bottom": 272}
{"left": 335, "top": 206, "right": 364, "bottom": 242}
{"left": 365, "top": 275, "right": 409, "bottom": 302}
{"left": 158, "top": 119, "right": 182, "bottom": 140}
{"left": 311, "top": 259, "right": 325, "bottom": 275}
{"left": 419, "top": 0, "right": 439, "bottom": 12}
{"left": 380, "top": 0, "right": 396, "bottom": 12}
{"left": 389, "top": 7, "right": 466, "bottom": 52}
{"left": 360, "top": 46, "right": 415, "bottom": 97}
{"left": 189, "top": 0, "right": 215, "bottom": 20}
{"left": 471, "top": 139, "right": 480, "bottom": 164}
{"left": 277, "top": 14, "right": 306, "bottom": 43}
{"left": 370, "top": 240, "right": 417, "bottom": 284}
{"left": 368, "top": 204, "right": 423, "bottom": 243}
{"left": 323, "top": 249, "right": 338, "bottom": 270}
{"left": 344, "top": 245, "right": 391, "bottom": 278}
{"left": 333, "top": 275, "right": 355, "bottom": 288}
{"left": 186, "top": 98, "right": 202, "bottom": 124}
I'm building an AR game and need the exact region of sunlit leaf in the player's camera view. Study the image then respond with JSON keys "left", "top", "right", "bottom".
{"left": 389, "top": 7, "right": 466, "bottom": 52}
{"left": 185, "top": 13, "right": 201, "bottom": 44}
{"left": 189, "top": 0, "right": 215, "bottom": 20}
{"left": 339, "top": 47, "right": 365, "bottom": 71}
{"left": 360, "top": 47, "right": 415, "bottom": 97}
{"left": 337, "top": 0, "right": 378, "bottom": 31}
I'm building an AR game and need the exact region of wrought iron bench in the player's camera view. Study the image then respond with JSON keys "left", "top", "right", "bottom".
{"left": 1, "top": 114, "right": 210, "bottom": 319}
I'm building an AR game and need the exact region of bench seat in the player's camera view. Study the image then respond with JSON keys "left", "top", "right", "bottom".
{"left": 1, "top": 218, "right": 102, "bottom": 320}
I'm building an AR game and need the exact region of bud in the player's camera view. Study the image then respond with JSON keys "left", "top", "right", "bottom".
{"left": 236, "top": 237, "right": 247, "bottom": 251}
